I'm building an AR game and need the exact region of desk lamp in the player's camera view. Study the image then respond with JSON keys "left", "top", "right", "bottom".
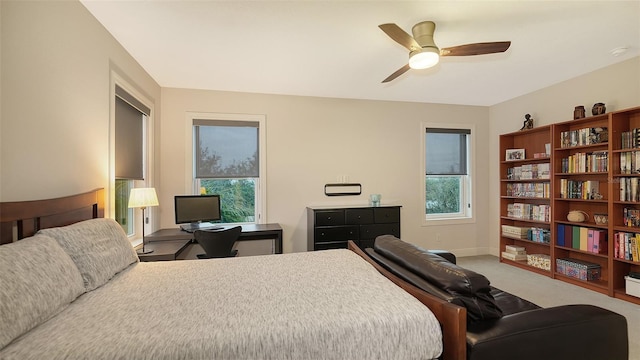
{"left": 128, "top": 187, "right": 159, "bottom": 255}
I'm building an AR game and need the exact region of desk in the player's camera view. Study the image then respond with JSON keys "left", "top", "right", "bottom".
{"left": 138, "top": 240, "right": 191, "bottom": 262}
{"left": 143, "top": 223, "right": 283, "bottom": 260}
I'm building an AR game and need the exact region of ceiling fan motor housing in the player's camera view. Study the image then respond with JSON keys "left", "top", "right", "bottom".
{"left": 412, "top": 21, "right": 439, "bottom": 50}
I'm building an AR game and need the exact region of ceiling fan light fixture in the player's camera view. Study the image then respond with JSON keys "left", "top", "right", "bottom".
{"left": 409, "top": 47, "right": 439, "bottom": 69}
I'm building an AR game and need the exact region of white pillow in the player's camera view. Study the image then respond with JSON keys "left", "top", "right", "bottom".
{"left": 38, "top": 218, "right": 139, "bottom": 291}
{"left": 0, "top": 234, "right": 85, "bottom": 349}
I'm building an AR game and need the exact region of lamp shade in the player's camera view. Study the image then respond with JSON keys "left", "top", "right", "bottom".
{"left": 409, "top": 47, "right": 440, "bottom": 69}
{"left": 128, "top": 188, "right": 159, "bottom": 208}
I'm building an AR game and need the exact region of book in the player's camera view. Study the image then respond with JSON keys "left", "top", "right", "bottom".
{"left": 580, "top": 227, "right": 589, "bottom": 251}
{"left": 565, "top": 225, "right": 573, "bottom": 248}
{"left": 502, "top": 251, "right": 527, "bottom": 261}
{"left": 572, "top": 226, "right": 580, "bottom": 249}
{"left": 557, "top": 224, "right": 565, "bottom": 246}
{"left": 505, "top": 245, "right": 526, "bottom": 253}
{"left": 592, "top": 230, "right": 607, "bottom": 254}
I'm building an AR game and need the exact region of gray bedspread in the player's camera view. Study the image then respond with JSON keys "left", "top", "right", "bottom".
{"left": 0, "top": 249, "right": 442, "bottom": 360}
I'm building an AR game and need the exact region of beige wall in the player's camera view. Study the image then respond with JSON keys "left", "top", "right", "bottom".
{"left": 1, "top": 1, "right": 160, "bottom": 208}
{"left": 161, "top": 89, "right": 491, "bottom": 253}
{"left": 5, "top": 0, "right": 635, "bottom": 256}
{"left": 489, "top": 56, "right": 640, "bottom": 255}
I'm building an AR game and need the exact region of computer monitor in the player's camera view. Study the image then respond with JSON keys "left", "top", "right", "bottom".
{"left": 174, "top": 195, "right": 221, "bottom": 232}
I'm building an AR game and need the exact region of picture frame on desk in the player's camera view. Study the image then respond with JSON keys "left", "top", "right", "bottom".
{"left": 506, "top": 148, "right": 525, "bottom": 161}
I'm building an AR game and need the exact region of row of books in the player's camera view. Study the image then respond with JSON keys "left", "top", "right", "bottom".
{"left": 560, "top": 127, "right": 608, "bottom": 148}
{"left": 501, "top": 225, "right": 550, "bottom": 243}
{"left": 619, "top": 151, "right": 640, "bottom": 174}
{"left": 558, "top": 179, "right": 601, "bottom": 200}
{"left": 506, "top": 203, "right": 550, "bottom": 222}
{"left": 621, "top": 128, "right": 640, "bottom": 149}
{"left": 528, "top": 228, "right": 550, "bottom": 243}
{"left": 505, "top": 182, "right": 550, "bottom": 198}
{"left": 506, "top": 163, "right": 550, "bottom": 180}
{"left": 556, "top": 258, "right": 601, "bottom": 281}
{"left": 560, "top": 151, "right": 608, "bottom": 173}
{"left": 619, "top": 177, "right": 640, "bottom": 202}
{"left": 556, "top": 224, "right": 607, "bottom": 254}
{"left": 614, "top": 232, "right": 640, "bottom": 262}
{"left": 623, "top": 207, "right": 640, "bottom": 227}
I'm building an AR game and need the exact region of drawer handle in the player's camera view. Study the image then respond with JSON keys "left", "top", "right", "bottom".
{"left": 327, "top": 216, "right": 331, "bottom": 220}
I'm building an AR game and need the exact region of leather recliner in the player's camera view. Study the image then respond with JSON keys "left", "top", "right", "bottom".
{"left": 365, "top": 235, "right": 629, "bottom": 360}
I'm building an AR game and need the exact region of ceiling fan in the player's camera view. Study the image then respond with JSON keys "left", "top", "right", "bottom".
{"left": 379, "top": 21, "right": 511, "bottom": 83}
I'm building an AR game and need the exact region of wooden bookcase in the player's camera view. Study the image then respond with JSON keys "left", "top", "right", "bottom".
{"left": 499, "top": 105, "right": 640, "bottom": 305}
{"left": 552, "top": 114, "right": 610, "bottom": 296}
{"left": 499, "top": 125, "right": 552, "bottom": 276}
{"left": 610, "top": 107, "right": 640, "bottom": 303}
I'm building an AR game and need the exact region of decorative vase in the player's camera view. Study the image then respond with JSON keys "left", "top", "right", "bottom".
{"left": 592, "top": 103, "right": 606, "bottom": 115}
{"left": 574, "top": 106, "right": 586, "bottom": 120}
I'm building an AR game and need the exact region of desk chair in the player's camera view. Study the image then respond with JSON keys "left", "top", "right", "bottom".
{"left": 194, "top": 226, "right": 242, "bottom": 259}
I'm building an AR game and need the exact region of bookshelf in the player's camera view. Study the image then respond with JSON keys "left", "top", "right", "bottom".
{"left": 610, "top": 107, "right": 640, "bottom": 303}
{"left": 552, "top": 114, "right": 610, "bottom": 295}
{"left": 499, "top": 125, "right": 552, "bottom": 276}
{"left": 500, "top": 105, "right": 640, "bottom": 305}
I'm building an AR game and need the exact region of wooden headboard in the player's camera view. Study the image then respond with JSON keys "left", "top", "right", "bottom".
{"left": 0, "top": 188, "right": 104, "bottom": 244}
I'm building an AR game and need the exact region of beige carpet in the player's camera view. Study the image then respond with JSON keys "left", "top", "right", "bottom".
{"left": 457, "top": 255, "right": 639, "bottom": 360}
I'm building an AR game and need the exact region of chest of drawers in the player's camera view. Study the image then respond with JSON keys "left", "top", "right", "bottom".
{"left": 307, "top": 205, "right": 401, "bottom": 251}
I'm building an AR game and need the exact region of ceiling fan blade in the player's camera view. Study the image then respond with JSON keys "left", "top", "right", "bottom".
{"left": 379, "top": 23, "right": 420, "bottom": 51}
{"left": 440, "top": 41, "right": 511, "bottom": 56}
{"left": 382, "top": 64, "right": 411, "bottom": 83}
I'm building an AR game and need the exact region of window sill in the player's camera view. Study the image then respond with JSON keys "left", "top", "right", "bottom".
{"left": 422, "top": 216, "right": 475, "bottom": 226}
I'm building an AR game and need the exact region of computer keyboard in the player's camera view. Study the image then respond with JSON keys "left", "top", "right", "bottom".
{"left": 180, "top": 224, "right": 223, "bottom": 233}
{"left": 198, "top": 226, "right": 223, "bottom": 231}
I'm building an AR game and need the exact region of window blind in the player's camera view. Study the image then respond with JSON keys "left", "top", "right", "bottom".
{"left": 426, "top": 128, "right": 470, "bottom": 175}
{"left": 115, "top": 95, "right": 144, "bottom": 180}
{"left": 194, "top": 120, "right": 259, "bottom": 178}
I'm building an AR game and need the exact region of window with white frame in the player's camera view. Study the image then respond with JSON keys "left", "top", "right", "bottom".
{"left": 193, "top": 118, "right": 264, "bottom": 224}
{"left": 424, "top": 126, "right": 473, "bottom": 221}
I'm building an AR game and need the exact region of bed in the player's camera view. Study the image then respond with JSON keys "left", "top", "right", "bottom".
{"left": 0, "top": 189, "right": 467, "bottom": 359}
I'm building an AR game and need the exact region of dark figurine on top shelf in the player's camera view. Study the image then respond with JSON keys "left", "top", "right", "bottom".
{"left": 592, "top": 102, "right": 606, "bottom": 115}
{"left": 519, "top": 114, "right": 533, "bottom": 130}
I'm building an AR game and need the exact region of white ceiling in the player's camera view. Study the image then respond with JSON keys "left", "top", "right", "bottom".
{"left": 80, "top": 1, "right": 640, "bottom": 106}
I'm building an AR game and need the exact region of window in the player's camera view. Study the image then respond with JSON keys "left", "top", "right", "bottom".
{"left": 423, "top": 125, "right": 473, "bottom": 222}
{"left": 112, "top": 82, "right": 152, "bottom": 236}
{"left": 191, "top": 116, "right": 265, "bottom": 224}
{"left": 114, "top": 179, "right": 134, "bottom": 235}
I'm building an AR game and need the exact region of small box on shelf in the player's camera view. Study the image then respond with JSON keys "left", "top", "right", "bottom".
{"left": 624, "top": 276, "right": 640, "bottom": 298}
{"left": 556, "top": 258, "right": 601, "bottom": 281}
{"left": 527, "top": 254, "right": 550, "bottom": 271}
